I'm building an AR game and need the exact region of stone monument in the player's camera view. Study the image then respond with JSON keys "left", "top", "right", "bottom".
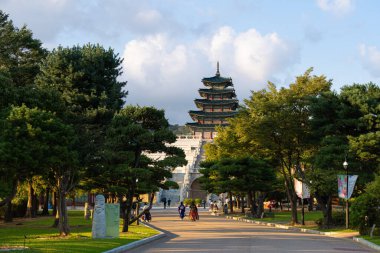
{"left": 105, "top": 203, "right": 120, "bottom": 238}
{"left": 92, "top": 195, "right": 106, "bottom": 238}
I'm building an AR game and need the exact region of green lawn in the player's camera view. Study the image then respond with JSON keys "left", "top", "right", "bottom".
{"left": 230, "top": 210, "right": 367, "bottom": 235}
{"left": 232, "top": 209, "right": 378, "bottom": 246}
{"left": 0, "top": 211, "right": 158, "bottom": 253}
{"left": 232, "top": 210, "right": 323, "bottom": 224}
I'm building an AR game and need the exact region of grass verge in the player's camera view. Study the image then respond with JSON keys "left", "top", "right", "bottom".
{"left": 230, "top": 210, "right": 361, "bottom": 234}
{"left": 230, "top": 210, "right": 380, "bottom": 247}
{"left": 0, "top": 211, "right": 158, "bottom": 253}
{"left": 360, "top": 236, "right": 380, "bottom": 246}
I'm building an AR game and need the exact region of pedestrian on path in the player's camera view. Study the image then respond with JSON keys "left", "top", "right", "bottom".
{"left": 202, "top": 199, "right": 206, "bottom": 209}
{"left": 168, "top": 199, "right": 171, "bottom": 208}
{"left": 142, "top": 203, "right": 151, "bottom": 222}
{"left": 178, "top": 202, "right": 186, "bottom": 220}
{"left": 189, "top": 201, "right": 199, "bottom": 221}
{"left": 162, "top": 197, "right": 167, "bottom": 209}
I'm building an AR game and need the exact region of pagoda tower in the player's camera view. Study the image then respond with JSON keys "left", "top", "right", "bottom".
{"left": 186, "top": 63, "right": 238, "bottom": 139}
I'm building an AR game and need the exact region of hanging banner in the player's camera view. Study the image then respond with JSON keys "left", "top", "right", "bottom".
{"left": 294, "top": 179, "right": 310, "bottom": 199}
{"left": 337, "top": 175, "right": 358, "bottom": 200}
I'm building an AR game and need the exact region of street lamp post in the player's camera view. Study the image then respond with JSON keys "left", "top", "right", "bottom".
{"left": 343, "top": 160, "right": 349, "bottom": 229}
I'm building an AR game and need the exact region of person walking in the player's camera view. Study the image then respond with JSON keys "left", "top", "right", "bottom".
{"left": 162, "top": 197, "right": 167, "bottom": 209}
{"left": 202, "top": 199, "right": 206, "bottom": 209}
{"left": 142, "top": 203, "right": 151, "bottom": 222}
{"left": 168, "top": 199, "right": 171, "bottom": 208}
{"left": 178, "top": 202, "right": 186, "bottom": 220}
{"left": 189, "top": 201, "right": 199, "bottom": 221}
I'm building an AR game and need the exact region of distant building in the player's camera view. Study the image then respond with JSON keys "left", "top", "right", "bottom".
{"left": 186, "top": 62, "right": 239, "bottom": 139}
{"left": 153, "top": 63, "right": 239, "bottom": 204}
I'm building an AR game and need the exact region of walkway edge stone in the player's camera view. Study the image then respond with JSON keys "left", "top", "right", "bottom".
{"left": 103, "top": 223, "right": 166, "bottom": 253}
{"left": 353, "top": 237, "right": 380, "bottom": 251}
{"left": 225, "top": 216, "right": 380, "bottom": 251}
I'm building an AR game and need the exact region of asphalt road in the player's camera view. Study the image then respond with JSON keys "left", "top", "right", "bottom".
{"left": 126, "top": 208, "right": 376, "bottom": 253}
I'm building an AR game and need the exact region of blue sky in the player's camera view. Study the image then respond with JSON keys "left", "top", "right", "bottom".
{"left": 1, "top": 0, "right": 380, "bottom": 124}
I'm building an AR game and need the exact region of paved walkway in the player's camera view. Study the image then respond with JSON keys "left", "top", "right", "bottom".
{"left": 127, "top": 208, "right": 377, "bottom": 253}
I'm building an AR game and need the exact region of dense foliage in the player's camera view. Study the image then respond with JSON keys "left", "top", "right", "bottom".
{"left": 202, "top": 68, "right": 380, "bottom": 227}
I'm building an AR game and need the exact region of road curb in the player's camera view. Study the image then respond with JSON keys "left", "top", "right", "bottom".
{"left": 103, "top": 223, "right": 166, "bottom": 253}
{"left": 225, "top": 216, "right": 379, "bottom": 251}
{"left": 353, "top": 237, "right": 380, "bottom": 251}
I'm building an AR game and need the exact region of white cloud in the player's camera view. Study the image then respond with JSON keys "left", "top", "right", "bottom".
{"left": 123, "top": 27, "right": 299, "bottom": 124}
{"left": 0, "top": 0, "right": 180, "bottom": 50}
{"left": 233, "top": 29, "right": 298, "bottom": 84}
{"left": 196, "top": 27, "right": 299, "bottom": 95}
{"left": 359, "top": 44, "right": 380, "bottom": 77}
{"left": 316, "top": 0, "right": 354, "bottom": 15}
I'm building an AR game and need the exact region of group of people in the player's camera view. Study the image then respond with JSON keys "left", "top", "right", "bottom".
{"left": 161, "top": 197, "right": 171, "bottom": 209}
{"left": 139, "top": 200, "right": 201, "bottom": 223}
{"left": 178, "top": 201, "right": 199, "bottom": 221}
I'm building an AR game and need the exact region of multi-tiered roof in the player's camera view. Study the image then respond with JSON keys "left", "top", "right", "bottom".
{"left": 186, "top": 63, "right": 238, "bottom": 139}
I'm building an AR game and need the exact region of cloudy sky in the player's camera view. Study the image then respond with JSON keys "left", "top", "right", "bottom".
{"left": 1, "top": 0, "right": 380, "bottom": 124}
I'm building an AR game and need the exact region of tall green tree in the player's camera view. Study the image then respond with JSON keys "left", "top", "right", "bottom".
{"left": 203, "top": 114, "right": 276, "bottom": 216}
{"left": 200, "top": 157, "right": 275, "bottom": 216}
{"left": 344, "top": 83, "right": 380, "bottom": 171}
{"left": 0, "top": 105, "right": 76, "bottom": 227}
{"left": 242, "top": 68, "right": 331, "bottom": 224}
{"left": 0, "top": 11, "right": 53, "bottom": 222}
{"left": 35, "top": 44, "right": 127, "bottom": 235}
{"left": 95, "top": 106, "right": 186, "bottom": 232}
{"left": 307, "top": 83, "right": 379, "bottom": 227}
{"left": 0, "top": 11, "right": 46, "bottom": 88}
{"left": 306, "top": 90, "right": 361, "bottom": 227}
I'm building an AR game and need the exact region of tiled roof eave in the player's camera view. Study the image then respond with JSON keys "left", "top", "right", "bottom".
{"left": 189, "top": 111, "right": 237, "bottom": 117}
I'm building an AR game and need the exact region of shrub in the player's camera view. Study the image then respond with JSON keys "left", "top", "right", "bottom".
{"left": 332, "top": 211, "right": 345, "bottom": 226}
{"left": 351, "top": 193, "right": 380, "bottom": 235}
{"left": 0, "top": 206, "right": 5, "bottom": 219}
{"left": 194, "top": 198, "right": 202, "bottom": 206}
{"left": 315, "top": 211, "right": 346, "bottom": 228}
{"left": 183, "top": 198, "right": 193, "bottom": 206}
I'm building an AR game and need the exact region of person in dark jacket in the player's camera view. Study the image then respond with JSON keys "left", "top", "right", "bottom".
{"left": 178, "top": 202, "right": 186, "bottom": 220}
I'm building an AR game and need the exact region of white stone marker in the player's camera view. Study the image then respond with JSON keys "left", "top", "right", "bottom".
{"left": 92, "top": 195, "right": 106, "bottom": 238}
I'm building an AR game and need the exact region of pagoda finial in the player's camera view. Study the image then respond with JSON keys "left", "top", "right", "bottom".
{"left": 216, "top": 61, "right": 220, "bottom": 76}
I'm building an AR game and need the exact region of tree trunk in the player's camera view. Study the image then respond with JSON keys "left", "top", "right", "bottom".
{"left": 42, "top": 188, "right": 50, "bottom": 216}
{"left": 290, "top": 192, "right": 298, "bottom": 225}
{"left": 129, "top": 192, "right": 155, "bottom": 224}
{"left": 251, "top": 191, "right": 257, "bottom": 216}
{"left": 228, "top": 192, "right": 233, "bottom": 213}
{"left": 60, "top": 193, "right": 70, "bottom": 236}
{"left": 256, "top": 192, "right": 266, "bottom": 218}
{"left": 308, "top": 194, "right": 314, "bottom": 211}
{"left": 315, "top": 194, "right": 333, "bottom": 228}
{"left": 4, "top": 200, "right": 13, "bottom": 223}
{"left": 123, "top": 191, "right": 134, "bottom": 232}
{"left": 25, "top": 181, "right": 35, "bottom": 218}
{"left": 247, "top": 191, "right": 252, "bottom": 210}
{"left": 0, "top": 178, "right": 18, "bottom": 208}
{"left": 52, "top": 208, "right": 59, "bottom": 228}
{"left": 32, "top": 191, "right": 38, "bottom": 217}
{"left": 52, "top": 191, "right": 57, "bottom": 217}
{"left": 284, "top": 175, "right": 298, "bottom": 224}
{"left": 241, "top": 196, "right": 244, "bottom": 213}
{"left": 57, "top": 180, "right": 70, "bottom": 236}
{"left": 72, "top": 194, "right": 76, "bottom": 210}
